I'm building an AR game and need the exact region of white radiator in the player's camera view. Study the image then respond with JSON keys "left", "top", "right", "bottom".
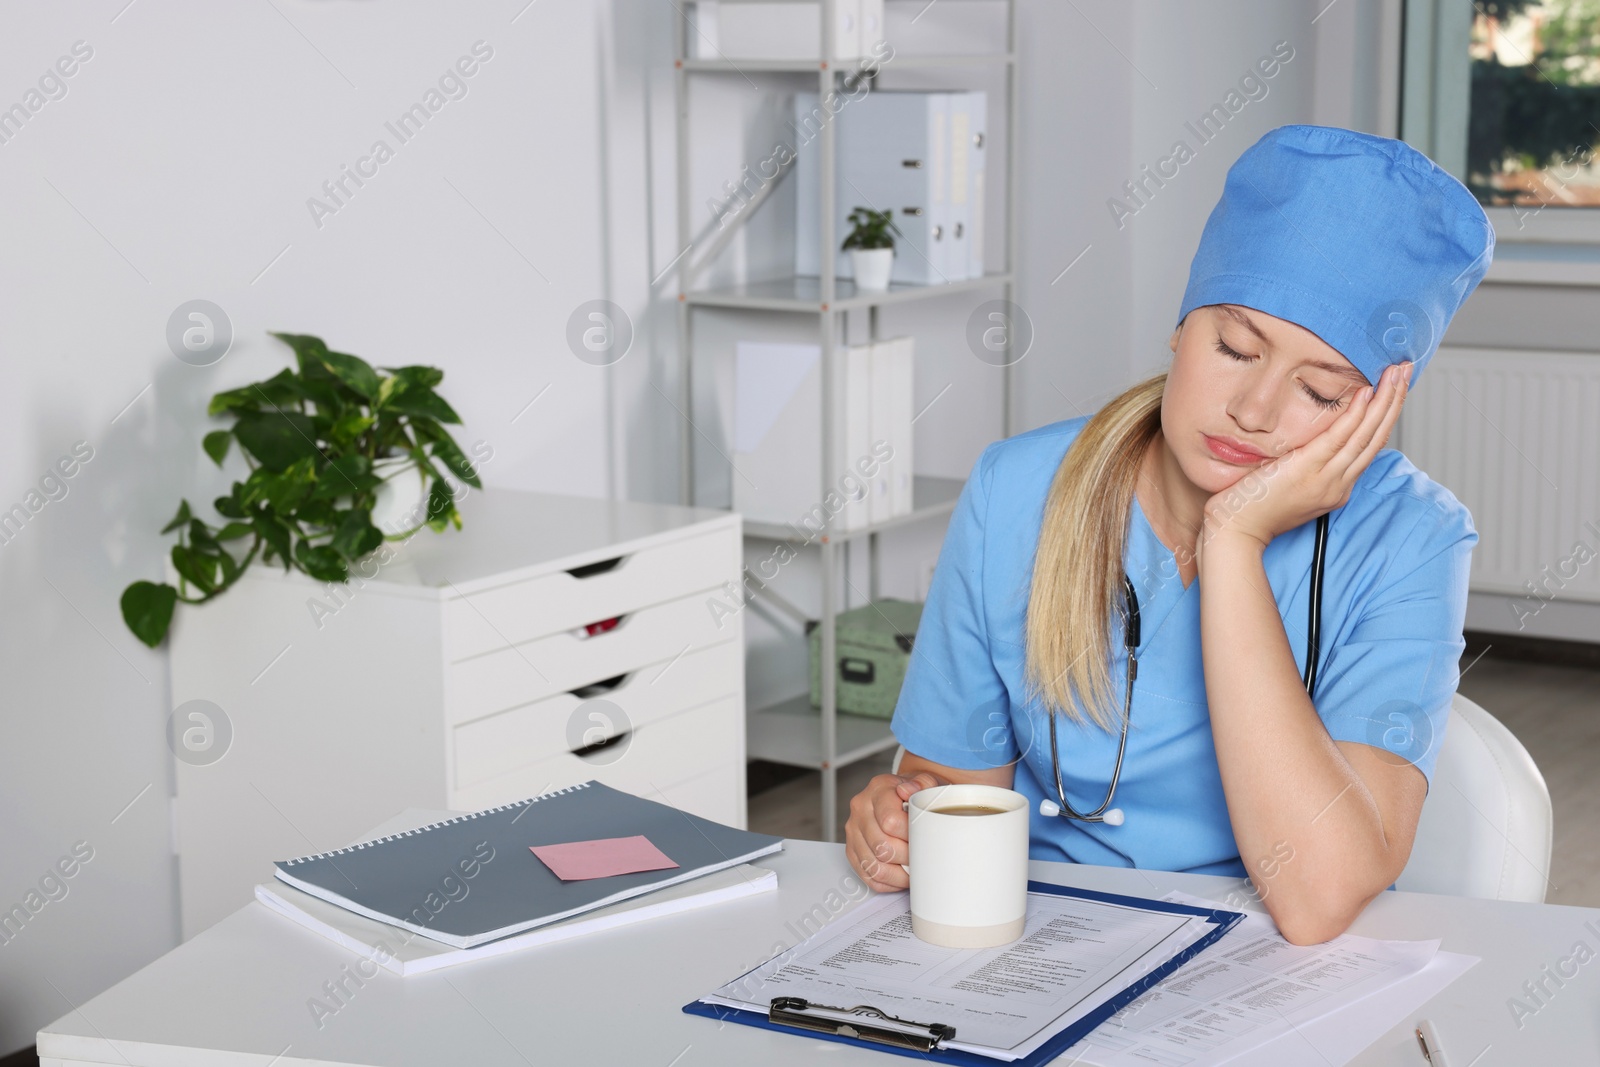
{"left": 1397, "top": 346, "right": 1600, "bottom": 606}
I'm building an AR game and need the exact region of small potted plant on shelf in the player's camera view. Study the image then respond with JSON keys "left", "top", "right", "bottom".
{"left": 119, "top": 332, "right": 481, "bottom": 648}
{"left": 841, "top": 206, "right": 901, "bottom": 291}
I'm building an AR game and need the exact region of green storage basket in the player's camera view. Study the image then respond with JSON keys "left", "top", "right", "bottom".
{"left": 807, "top": 598, "right": 924, "bottom": 719}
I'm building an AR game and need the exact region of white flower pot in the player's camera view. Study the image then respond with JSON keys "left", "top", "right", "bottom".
{"left": 851, "top": 247, "right": 894, "bottom": 290}
{"left": 371, "top": 458, "right": 430, "bottom": 535}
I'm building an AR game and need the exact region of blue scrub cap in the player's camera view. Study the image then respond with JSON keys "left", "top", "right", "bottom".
{"left": 1176, "top": 124, "right": 1494, "bottom": 387}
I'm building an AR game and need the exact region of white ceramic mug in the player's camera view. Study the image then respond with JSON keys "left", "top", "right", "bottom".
{"left": 901, "top": 783, "right": 1030, "bottom": 948}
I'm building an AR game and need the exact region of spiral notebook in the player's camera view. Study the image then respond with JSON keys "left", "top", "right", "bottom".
{"left": 273, "top": 781, "right": 785, "bottom": 949}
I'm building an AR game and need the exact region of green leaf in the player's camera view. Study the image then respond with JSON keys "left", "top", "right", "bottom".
{"left": 429, "top": 433, "right": 482, "bottom": 489}
{"left": 425, "top": 478, "right": 460, "bottom": 532}
{"left": 329, "top": 411, "right": 375, "bottom": 449}
{"left": 187, "top": 519, "right": 221, "bottom": 555}
{"left": 208, "top": 368, "right": 303, "bottom": 416}
{"left": 232, "top": 411, "right": 321, "bottom": 472}
{"left": 121, "top": 581, "right": 178, "bottom": 648}
{"left": 214, "top": 492, "right": 246, "bottom": 519}
{"left": 407, "top": 416, "right": 445, "bottom": 445}
{"left": 216, "top": 547, "right": 241, "bottom": 586}
{"left": 376, "top": 375, "right": 400, "bottom": 409}
{"left": 253, "top": 512, "right": 293, "bottom": 568}
{"left": 202, "top": 430, "right": 232, "bottom": 467}
{"left": 312, "top": 460, "right": 382, "bottom": 502}
{"left": 262, "top": 458, "right": 317, "bottom": 513}
{"left": 295, "top": 540, "right": 348, "bottom": 583}
{"left": 331, "top": 508, "right": 383, "bottom": 560}
{"left": 269, "top": 332, "right": 331, "bottom": 376}
{"left": 293, "top": 499, "right": 338, "bottom": 527}
{"left": 160, "top": 500, "right": 193, "bottom": 535}
{"left": 384, "top": 384, "right": 461, "bottom": 424}
{"left": 321, "top": 453, "right": 373, "bottom": 486}
{"left": 171, "top": 544, "right": 217, "bottom": 595}
{"left": 320, "top": 350, "right": 382, "bottom": 399}
{"left": 385, "top": 365, "right": 445, "bottom": 390}
{"left": 215, "top": 522, "right": 255, "bottom": 541}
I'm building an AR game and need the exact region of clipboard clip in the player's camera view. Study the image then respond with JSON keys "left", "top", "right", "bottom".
{"left": 769, "top": 996, "right": 956, "bottom": 1052}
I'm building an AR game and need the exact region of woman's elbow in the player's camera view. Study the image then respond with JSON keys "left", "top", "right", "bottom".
{"left": 1273, "top": 909, "right": 1352, "bottom": 946}
{"left": 1265, "top": 883, "right": 1376, "bottom": 946}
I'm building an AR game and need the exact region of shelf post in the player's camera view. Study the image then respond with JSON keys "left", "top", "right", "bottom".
{"left": 675, "top": 6, "right": 694, "bottom": 506}
{"left": 818, "top": 0, "right": 841, "bottom": 842}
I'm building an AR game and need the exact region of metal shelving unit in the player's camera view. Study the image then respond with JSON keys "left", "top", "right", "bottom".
{"left": 672, "top": 0, "right": 1019, "bottom": 840}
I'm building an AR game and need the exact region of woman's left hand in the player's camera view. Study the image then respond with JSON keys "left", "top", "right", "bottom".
{"left": 1198, "top": 361, "right": 1411, "bottom": 557}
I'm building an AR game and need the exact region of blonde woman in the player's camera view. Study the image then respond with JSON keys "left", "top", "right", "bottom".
{"left": 844, "top": 125, "right": 1493, "bottom": 945}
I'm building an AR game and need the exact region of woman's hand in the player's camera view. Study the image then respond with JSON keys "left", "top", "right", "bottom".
{"left": 844, "top": 771, "right": 948, "bottom": 892}
{"left": 1199, "top": 361, "right": 1410, "bottom": 558}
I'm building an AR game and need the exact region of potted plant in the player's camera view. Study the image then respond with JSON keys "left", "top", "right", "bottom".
{"left": 119, "top": 332, "right": 481, "bottom": 648}
{"left": 841, "top": 206, "right": 901, "bottom": 290}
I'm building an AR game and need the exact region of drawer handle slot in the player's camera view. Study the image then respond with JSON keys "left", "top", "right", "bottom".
{"left": 567, "top": 555, "right": 625, "bottom": 579}
{"left": 570, "top": 673, "right": 629, "bottom": 698}
{"left": 841, "top": 658, "right": 875, "bottom": 685}
{"left": 572, "top": 730, "right": 631, "bottom": 760}
{"left": 572, "top": 614, "right": 626, "bottom": 639}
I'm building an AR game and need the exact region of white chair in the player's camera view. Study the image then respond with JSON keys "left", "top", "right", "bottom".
{"left": 887, "top": 692, "right": 1553, "bottom": 902}
{"left": 1396, "top": 692, "right": 1553, "bottom": 903}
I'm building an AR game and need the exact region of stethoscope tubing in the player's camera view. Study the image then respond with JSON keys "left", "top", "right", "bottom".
{"left": 1042, "top": 513, "right": 1330, "bottom": 824}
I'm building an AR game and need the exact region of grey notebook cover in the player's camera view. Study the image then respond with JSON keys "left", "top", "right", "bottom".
{"left": 273, "top": 781, "right": 785, "bottom": 948}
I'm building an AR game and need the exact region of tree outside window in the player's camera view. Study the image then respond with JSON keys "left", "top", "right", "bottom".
{"left": 1468, "top": 0, "right": 1600, "bottom": 209}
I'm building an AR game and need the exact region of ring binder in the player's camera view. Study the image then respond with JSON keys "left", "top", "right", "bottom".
{"left": 768, "top": 997, "right": 955, "bottom": 1052}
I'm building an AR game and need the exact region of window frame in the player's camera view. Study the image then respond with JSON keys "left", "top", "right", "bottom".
{"left": 1400, "top": 0, "right": 1600, "bottom": 282}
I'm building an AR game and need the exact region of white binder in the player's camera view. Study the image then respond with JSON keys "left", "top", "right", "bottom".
{"left": 693, "top": 0, "right": 865, "bottom": 61}
{"left": 793, "top": 91, "right": 952, "bottom": 286}
{"left": 732, "top": 340, "right": 875, "bottom": 532}
{"left": 960, "top": 90, "right": 987, "bottom": 278}
{"left": 870, "top": 336, "right": 914, "bottom": 519}
{"left": 887, "top": 336, "right": 915, "bottom": 517}
{"left": 841, "top": 341, "right": 873, "bottom": 532}
{"left": 859, "top": 0, "right": 885, "bottom": 56}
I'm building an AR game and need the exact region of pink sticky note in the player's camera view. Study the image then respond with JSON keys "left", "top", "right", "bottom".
{"left": 529, "top": 835, "right": 680, "bottom": 881}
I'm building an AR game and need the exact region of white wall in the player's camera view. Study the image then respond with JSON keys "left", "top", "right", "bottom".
{"left": 0, "top": 0, "right": 1359, "bottom": 1052}
{"left": 0, "top": 0, "right": 616, "bottom": 1051}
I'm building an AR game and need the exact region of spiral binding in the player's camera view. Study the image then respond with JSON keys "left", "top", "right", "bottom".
{"left": 280, "top": 781, "right": 594, "bottom": 866}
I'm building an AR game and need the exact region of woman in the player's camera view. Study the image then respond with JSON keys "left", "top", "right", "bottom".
{"left": 844, "top": 124, "right": 1493, "bottom": 946}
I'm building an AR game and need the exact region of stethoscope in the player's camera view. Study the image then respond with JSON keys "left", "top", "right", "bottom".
{"left": 1039, "top": 512, "right": 1330, "bottom": 826}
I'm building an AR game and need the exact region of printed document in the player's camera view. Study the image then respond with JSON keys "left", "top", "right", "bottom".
{"left": 1061, "top": 890, "right": 1443, "bottom": 1067}
{"left": 705, "top": 890, "right": 1219, "bottom": 1060}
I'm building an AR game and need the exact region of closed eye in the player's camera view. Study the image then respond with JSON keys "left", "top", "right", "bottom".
{"left": 1214, "top": 339, "right": 1343, "bottom": 410}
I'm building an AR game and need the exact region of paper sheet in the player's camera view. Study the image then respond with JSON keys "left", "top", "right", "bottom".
{"left": 529, "top": 835, "right": 678, "bottom": 881}
{"left": 705, "top": 890, "right": 1220, "bottom": 1061}
{"left": 1060, "top": 891, "right": 1445, "bottom": 1067}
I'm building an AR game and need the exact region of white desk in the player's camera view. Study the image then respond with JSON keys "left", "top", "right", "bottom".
{"left": 39, "top": 839, "right": 1600, "bottom": 1065}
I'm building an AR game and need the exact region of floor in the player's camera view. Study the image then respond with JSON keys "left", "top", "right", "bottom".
{"left": 748, "top": 647, "right": 1600, "bottom": 908}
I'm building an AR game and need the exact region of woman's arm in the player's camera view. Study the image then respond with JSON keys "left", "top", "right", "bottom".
{"left": 898, "top": 750, "right": 1017, "bottom": 790}
{"left": 844, "top": 750, "right": 1015, "bottom": 892}
{"left": 1198, "top": 361, "right": 1423, "bottom": 944}
{"left": 1198, "top": 530, "right": 1427, "bottom": 945}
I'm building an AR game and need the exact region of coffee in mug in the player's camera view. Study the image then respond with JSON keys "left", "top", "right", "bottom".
{"left": 901, "top": 783, "right": 1030, "bottom": 948}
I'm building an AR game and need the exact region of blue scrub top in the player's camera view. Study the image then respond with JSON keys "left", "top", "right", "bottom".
{"left": 890, "top": 416, "right": 1476, "bottom": 880}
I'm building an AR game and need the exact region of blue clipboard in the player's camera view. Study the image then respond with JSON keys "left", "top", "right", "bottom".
{"left": 683, "top": 879, "right": 1246, "bottom": 1065}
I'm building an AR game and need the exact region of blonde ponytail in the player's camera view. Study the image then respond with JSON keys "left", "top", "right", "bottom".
{"left": 1024, "top": 375, "right": 1166, "bottom": 729}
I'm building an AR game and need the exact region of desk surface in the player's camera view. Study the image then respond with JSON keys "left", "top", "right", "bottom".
{"left": 38, "top": 839, "right": 1600, "bottom": 1066}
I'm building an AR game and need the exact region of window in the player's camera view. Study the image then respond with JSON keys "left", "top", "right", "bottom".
{"left": 1467, "top": 1, "right": 1600, "bottom": 213}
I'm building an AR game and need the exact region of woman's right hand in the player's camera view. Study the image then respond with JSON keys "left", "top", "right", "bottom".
{"left": 845, "top": 770, "right": 948, "bottom": 892}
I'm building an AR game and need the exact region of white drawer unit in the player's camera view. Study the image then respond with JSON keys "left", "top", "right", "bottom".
{"left": 168, "top": 489, "right": 745, "bottom": 940}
